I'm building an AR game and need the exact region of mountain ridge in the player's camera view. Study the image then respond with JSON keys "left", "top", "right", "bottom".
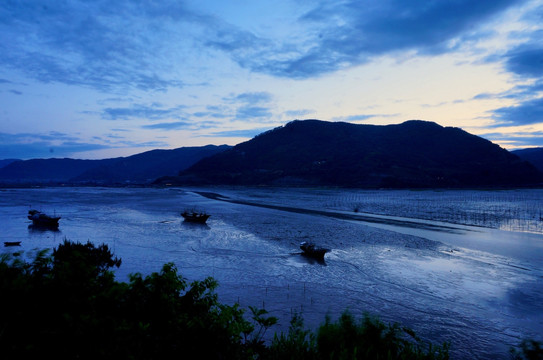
{"left": 164, "top": 120, "right": 542, "bottom": 188}
{"left": 512, "top": 148, "right": 543, "bottom": 173}
{"left": 0, "top": 145, "right": 231, "bottom": 185}
{"left": 2, "top": 120, "right": 542, "bottom": 188}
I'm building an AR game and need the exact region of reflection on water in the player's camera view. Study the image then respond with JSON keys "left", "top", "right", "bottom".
{"left": 181, "top": 222, "right": 211, "bottom": 230}
{"left": 28, "top": 224, "right": 62, "bottom": 234}
{"left": 299, "top": 253, "right": 327, "bottom": 266}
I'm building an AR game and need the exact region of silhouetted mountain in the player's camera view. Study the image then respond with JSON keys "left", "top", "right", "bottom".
{"left": 512, "top": 148, "right": 543, "bottom": 173}
{"left": 170, "top": 120, "right": 542, "bottom": 188}
{"left": 0, "top": 159, "right": 20, "bottom": 169}
{"left": 71, "top": 145, "right": 231, "bottom": 183}
{"left": 0, "top": 145, "right": 230, "bottom": 185}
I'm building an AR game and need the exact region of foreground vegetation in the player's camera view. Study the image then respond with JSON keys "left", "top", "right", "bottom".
{"left": 0, "top": 240, "right": 536, "bottom": 359}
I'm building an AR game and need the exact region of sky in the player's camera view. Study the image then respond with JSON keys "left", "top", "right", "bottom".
{"left": 1, "top": 0, "right": 543, "bottom": 160}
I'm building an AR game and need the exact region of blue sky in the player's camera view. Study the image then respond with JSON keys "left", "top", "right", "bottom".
{"left": 1, "top": 0, "right": 543, "bottom": 159}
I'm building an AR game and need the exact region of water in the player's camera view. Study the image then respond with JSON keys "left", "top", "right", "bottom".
{"left": 1, "top": 186, "right": 542, "bottom": 359}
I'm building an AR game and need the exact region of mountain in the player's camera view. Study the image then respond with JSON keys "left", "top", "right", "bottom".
{"left": 512, "top": 148, "right": 543, "bottom": 173}
{"left": 0, "top": 159, "right": 20, "bottom": 169}
{"left": 167, "top": 120, "right": 542, "bottom": 188}
{"left": 0, "top": 145, "right": 230, "bottom": 185}
{"left": 71, "top": 145, "right": 231, "bottom": 184}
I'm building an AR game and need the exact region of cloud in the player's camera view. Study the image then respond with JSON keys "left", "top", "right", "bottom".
{"left": 0, "top": 1, "right": 195, "bottom": 91}
{"left": 102, "top": 104, "right": 186, "bottom": 120}
{"left": 0, "top": 131, "right": 165, "bottom": 160}
{"left": 204, "top": 128, "right": 272, "bottom": 138}
{"left": 504, "top": 42, "right": 543, "bottom": 78}
{"left": 1, "top": 0, "right": 521, "bottom": 88}
{"left": 339, "top": 114, "right": 379, "bottom": 121}
{"left": 192, "top": 105, "right": 232, "bottom": 119}
{"left": 205, "top": 22, "right": 267, "bottom": 52}
{"left": 481, "top": 130, "right": 543, "bottom": 147}
{"left": 284, "top": 109, "right": 314, "bottom": 118}
{"left": 236, "top": 106, "right": 272, "bottom": 120}
{"left": 227, "top": 91, "right": 273, "bottom": 104}
{"left": 0, "top": 132, "right": 112, "bottom": 159}
{"left": 492, "top": 97, "right": 543, "bottom": 126}
{"left": 333, "top": 113, "right": 399, "bottom": 122}
{"left": 224, "top": 0, "right": 520, "bottom": 78}
{"left": 141, "top": 122, "right": 191, "bottom": 130}
{"left": 474, "top": 79, "right": 543, "bottom": 102}
{"left": 473, "top": 92, "right": 498, "bottom": 100}
{"left": 220, "top": 91, "right": 274, "bottom": 121}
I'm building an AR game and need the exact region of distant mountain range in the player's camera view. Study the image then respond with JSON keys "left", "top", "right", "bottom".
{"left": 1, "top": 120, "right": 542, "bottom": 188}
{"left": 159, "top": 120, "right": 542, "bottom": 188}
{"left": 0, "top": 159, "right": 19, "bottom": 169}
{"left": 0, "top": 145, "right": 231, "bottom": 185}
{"left": 512, "top": 148, "right": 543, "bottom": 173}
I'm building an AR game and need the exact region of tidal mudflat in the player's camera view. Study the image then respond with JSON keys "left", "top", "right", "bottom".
{"left": 1, "top": 187, "right": 542, "bottom": 359}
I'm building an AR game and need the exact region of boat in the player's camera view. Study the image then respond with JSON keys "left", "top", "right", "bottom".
{"left": 27, "top": 209, "right": 61, "bottom": 227}
{"left": 300, "top": 241, "right": 330, "bottom": 260}
{"left": 4, "top": 241, "right": 21, "bottom": 247}
{"left": 181, "top": 210, "right": 210, "bottom": 224}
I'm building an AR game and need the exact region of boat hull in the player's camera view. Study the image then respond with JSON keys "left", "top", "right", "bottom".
{"left": 181, "top": 212, "right": 210, "bottom": 224}
{"left": 300, "top": 241, "right": 330, "bottom": 260}
{"left": 4, "top": 241, "right": 21, "bottom": 247}
{"left": 28, "top": 210, "right": 60, "bottom": 227}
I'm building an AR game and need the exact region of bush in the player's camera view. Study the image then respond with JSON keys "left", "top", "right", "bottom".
{"left": 0, "top": 240, "right": 258, "bottom": 359}
{"left": 267, "top": 311, "right": 449, "bottom": 360}
{"left": 511, "top": 340, "right": 543, "bottom": 360}
{"left": 1, "top": 240, "right": 454, "bottom": 359}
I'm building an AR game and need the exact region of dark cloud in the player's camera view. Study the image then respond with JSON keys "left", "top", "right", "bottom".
{"left": 504, "top": 43, "right": 543, "bottom": 78}
{"left": 481, "top": 130, "right": 543, "bottom": 147}
{"left": 0, "top": 0, "right": 523, "bottom": 86}
{"left": 229, "top": 0, "right": 520, "bottom": 78}
{"left": 512, "top": 80, "right": 543, "bottom": 95}
{"left": 492, "top": 97, "right": 543, "bottom": 126}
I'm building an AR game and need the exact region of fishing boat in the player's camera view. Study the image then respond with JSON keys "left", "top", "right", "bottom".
{"left": 27, "top": 209, "right": 61, "bottom": 227}
{"left": 181, "top": 210, "right": 210, "bottom": 224}
{"left": 300, "top": 241, "right": 330, "bottom": 260}
{"left": 4, "top": 241, "right": 21, "bottom": 247}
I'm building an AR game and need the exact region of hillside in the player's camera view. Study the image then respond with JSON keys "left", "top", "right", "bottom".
{"left": 169, "top": 120, "right": 542, "bottom": 188}
{"left": 0, "top": 159, "right": 20, "bottom": 169}
{"left": 0, "top": 145, "right": 230, "bottom": 185}
{"left": 512, "top": 148, "right": 543, "bottom": 173}
{"left": 71, "top": 145, "right": 231, "bottom": 183}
